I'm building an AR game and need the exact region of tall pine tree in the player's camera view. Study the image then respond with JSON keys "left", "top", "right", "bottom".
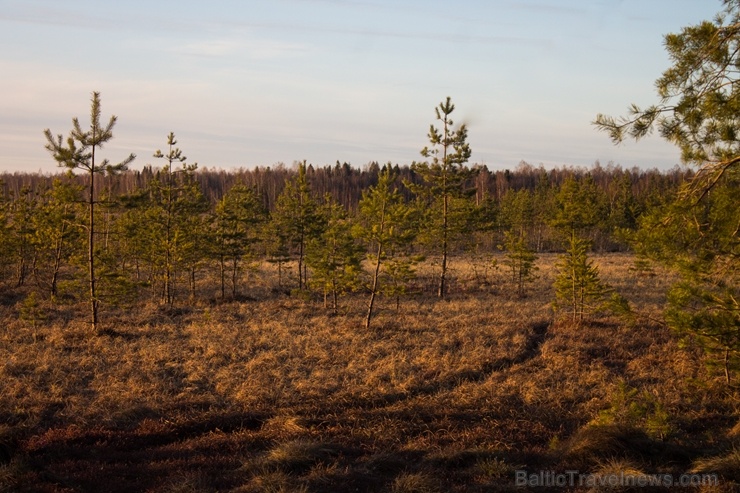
{"left": 44, "top": 92, "right": 135, "bottom": 332}
{"left": 408, "top": 97, "right": 475, "bottom": 298}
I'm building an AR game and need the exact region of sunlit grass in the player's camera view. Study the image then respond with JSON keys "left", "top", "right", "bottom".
{"left": 0, "top": 254, "right": 736, "bottom": 492}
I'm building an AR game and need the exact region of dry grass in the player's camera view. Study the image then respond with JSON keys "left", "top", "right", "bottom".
{"left": 0, "top": 254, "right": 737, "bottom": 492}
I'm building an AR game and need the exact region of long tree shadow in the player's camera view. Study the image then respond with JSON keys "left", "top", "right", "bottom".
{"left": 338, "top": 320, "right": 552, "bottom": 410}
{"left": 19, "top": 408, "right": 268, "bottom": 492}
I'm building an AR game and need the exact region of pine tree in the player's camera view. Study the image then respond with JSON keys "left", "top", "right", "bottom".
{"left": 632, "top": 177, "right": 739, "bottom": 381}
{"left": 212, "top": 184, "right": 266, "bottom": 299}
{"left": 408, "top": 97, "right": 476, "bottom": 298}
{"left": 7, "top": 186, "right": 37, "bottom": 288}
{"left": 532, "top": 169, "right": 557, "bottom": 252}
{"left": 499, "top": 189, "right": 538, "bottom": 297}
{"left": 44, "top": 92, "right": 135, "bottom": 333}
{"left": 271, "top": 161, "right": 326, "bottom": 291}
{"left": 31, "top": 179, "right": 84, "bottom": 299}
{"left": 381, "top": 253, "right": 422, "bottom": 311}
{"left": 500, "top": 189, "right": 534, "bottom": 239}
{"left": 554, "top": 233, "right": 610, "bottom": 323}
{"left": 0, "top": 184, "right": 11, "bottom": 289}
{"left": 356, "top": 166, "right": 416, "bottom": 328}
{"left": 140, "top": 132, "right": 206, "bottom": 305}
{"left": 551, "top": 177, "right": 610, "bottom": 322}
{"left": 594, "top": 1, "right": 740, "bottom": 382}
{"left": 306, "top": 198, "right": 363, "bottom": 314}
{"left": 550, "top": 176, "right": 602, "bottom": 239}
{"left": 502, "top": 231, "right": 538, "bottom": 298}
{"left": 263, "top": 218, "right": 292, "bottom": 290}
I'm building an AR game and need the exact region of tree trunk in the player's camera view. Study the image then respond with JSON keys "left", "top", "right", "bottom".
{"left": 89, "top": 164, "right": 99, "bottom": 333}
{"left": 439, "top": 166, "right": 449, "bottom": 299}
{"left": 366, "top": 242, "right": 383, "bottom": 329}
{"left": 231, "top": 257, "right": 238, "bottom": 298}
{"left": 50, "top": 233, "right": 65, "bottom": 298}
{"left": 298, "top": 234, "right": 304, "bottom": 290}
{"left": 220, "top": 254, "right": 226, "bottom": 299}
{"left": 725, "top": 348, "right": 731, "bottom": 384}
{"left": 16, "top": 256, "right": 26, "bottom": 288}
{"left": 332, "top": 284, "right": 338, "bottom": 315}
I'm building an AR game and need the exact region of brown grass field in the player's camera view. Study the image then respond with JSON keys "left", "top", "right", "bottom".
{"left": 1, "top": 253, "right": 738, "bottom": 492}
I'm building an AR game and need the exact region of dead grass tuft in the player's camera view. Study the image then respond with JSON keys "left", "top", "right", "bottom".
{"left": 475, "top": 456, "right": 515, "bottom": 479}
{"left": 243, "top": 470, "right": 308, "bottom": 493}
{"left": 261, "top": 440, "right": 344, "bottom": 474}
{"left": 729, "top": 420, "right": 740, "bottom": 444}
{"left": 558, "top": 425, "right": 660, "bottom": 468}
{"left": 586, "top": 458, "right": 647, "bottom": 493}
{"left": 692, "top": 449, "right": 740, "bottom": 483}
{"left": 262, "top": 416, "right": 309, "bottom": 439}
{"left": 390, "top": 471, "right": 441, "bottom": 493}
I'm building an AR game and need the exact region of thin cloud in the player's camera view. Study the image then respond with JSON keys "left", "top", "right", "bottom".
{"left": 216, "top": 19, "right": 551, "bottom": 48}
{"left": 171, "top": 37, "right": 309, "bottom": 60}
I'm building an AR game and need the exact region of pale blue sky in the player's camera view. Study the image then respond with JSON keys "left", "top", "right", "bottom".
{"left": 0, "top": 0, "right": 723, "bottom": 173}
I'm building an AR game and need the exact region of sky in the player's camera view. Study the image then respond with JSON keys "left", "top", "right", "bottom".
{"left": 0, "top": 0, "right": 725, "bottom": 174}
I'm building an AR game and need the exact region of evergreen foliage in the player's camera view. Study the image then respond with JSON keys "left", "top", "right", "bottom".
{"left": 212, "top": 184, "right": 266, "bottom": 299}
{"left": 306, "top": 198, "right": 363, "bottom": 314}
{"left": 43, "top": 92, "right": 135, "bottom": 332}
{"left": 271, "top": 161, "right": 326, "bottom": 291}
{"left": 499, "top": 189, "right": 538, "bottom": 296}
{"left": 595, "top": 0, "right": 740, "bottom": 382}
{"left": 550, "top": 176, "right": 603, "bottom": 239}
{"left": 502, "top": 231, "right": 538, "bottom": 298}
{"left": 356, "top": 166, "right": 416, "bottom": 328}
{"left": 554, "top": 234, "right": 610, "bottom": 323}
{"left": 31, "top": 179, "right": 84, "bottom": 299}
{"left": 408, "top": 97, "right": 476, "bottom": 298}
{"left": 143, "top": 132, "right": 207, "bottom": 305}
{"left": 7, "top": 186, "right": 37, "bottom": 288}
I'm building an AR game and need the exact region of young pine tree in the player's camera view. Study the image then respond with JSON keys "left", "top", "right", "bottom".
{"left": 550, "top": 176, "right": 612, "bottom": 322}
{"left": 140, "top": 132, "right": 206, "bottom": 305}
{"left": 44, "top": 92, "right": 135, "bottom": 333}
{"left": 271, "top": 161, "right": 326, "bottom": 291}
{"left": 408, "top": 97, "right": 476, "bottom": 298}
{"left": 31, "top": 179, "right": 84, "bottom": 299}
{"left": 306, "top": 198, "right": 363, "bottom": 314}
{"left": 554, "top": 234, "right": 610, "bottom": 323}
{"left": 0, "top": 185, "right": 11, "bottom": 288}
{"left": 212, "top": 184, "right": 266, "bottom": 299}
{"left": 381, "top": 252, "right": 423, "bottom": 311}
{"left": 500, "top": 189, "right": 538, "bottom": 297}
{"left": 263, "top": 218, "right": 292, "bottom": 290}
{"left": 7, "top": 186, "right": 37, "bottom": 288}
{"left": 502, "top": 231, "right": 538, "bottom": 298}
{"left": 356, "top": 166, "right": 416, "bottom": 328}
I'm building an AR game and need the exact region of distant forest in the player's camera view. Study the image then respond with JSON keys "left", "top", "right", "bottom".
{"left": 1, "top": 159, "right": 689, "bottom": 252}
{"left": 4, "top": 160, "right": 689, "bottom": 208}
